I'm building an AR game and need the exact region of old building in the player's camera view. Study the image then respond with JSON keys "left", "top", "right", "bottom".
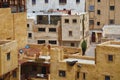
{"left": 50, "top": 41, "right": 120, "bottom": 80}
{"left": 0, "top": 0, "right": 26, "bottom": 12}
{"left": 26, "top": 0, "right": 85, "bottom": 13}
{"left": 0, "top": 8, "right": 27, "bottom": 49}
{"left": 86, "top": 0, "right": 120, "bottom": 42}
{"left": 61, "top": 13, "right": 90, "bottom": 47}
{"left": 0, "top": 40, "right": 19, "bottom": 80}
{"left": 27, "top": 14, "right": 61, "bottom": 45}
{"left": 0, "top": 4, "right": 27, "bottom": 80}
{"left": 27, "top": 12, "right": 90, "bottom": 48}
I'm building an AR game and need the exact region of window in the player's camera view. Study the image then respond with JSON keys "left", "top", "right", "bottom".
{"left": 59, "top": 70, "right": 66, "bottom": 77}
{"left": 33, "top": 11, "right": 35, "bottom": 13}
{"left": 38, "top": 28, "right": 45, "bottom": 32}
{"left": 69, "top": 31, "right": 72, "bottom": 36}
{"left": 27, "top": 24, "right": 29, "bottom": 28}
{"left": 28, "top": 33, "right": 32, "bottom": 38}
{"left": 13, "top": 71, "right": 17, "bottom": 78}
{"left": 109, "top": 19, "right": 114, "bottom": 24}
{"left": 37, "top": 40, "right": 45, "bottom": 44}
{"left": 97, "top": 10, "right": 101, "bottom": 15}
{"left": 105, "top": 76, "right": 110, "bottom": 80}
{"left": 108, "top": 55, "right": 113, "bottom": 61}
{"left": 83, "top": 73, "right": 86, "bottom": 80}
{"left": 7, "top": 52, "right": 10, "bottom": 61}
{"left": 76, "top": 0, "right": 80, "bottom": 3}
{"left": 110, "top": 6, "right": 115, "bottom": 10}
{"left": 49, "top": 28, "right": 56, "bottom": 32}
{"left": 98, "top": 0, "right": 101, "bottom": 2}
{"left": 45, "top": 0, "right": 48, "bottom": 3}
{"left": 65, "top": 19, "right": 69, "bottom": 23}
{"left": 89, "top": 20, "right": 94, "bottom": 25}
{"left": 73, "top": 19, "right": 77, "bottom": 23}
{"left": 97, "top": 22, "right": 100, "bottom": 26}
{"left": 89, "top": 5, "right": 94, "bottom": 11}
{"left": 49, "top": 40, "right": 57, "bottom": 44}
{"left": 71, "top": 43, "right": 75, "bottom": 47}
{"left": 32, "top": 0, "right": 36, "bottom": 5}
{"left": 59, "top": 0, "right": 67, "bottom": 4}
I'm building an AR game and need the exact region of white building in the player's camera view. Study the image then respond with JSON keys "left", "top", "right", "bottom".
{"left": 102, "top": 25, "right": 120, "bottom": 39}
{"left": 26, "top": 0, "right": 85, "bottom": 13}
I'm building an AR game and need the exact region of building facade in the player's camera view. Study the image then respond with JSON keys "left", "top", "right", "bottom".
{"left": 27, "top": 0, "right": 85, "bottom": 13}
{"left": 50, "top": 41, "right": 120, "bottom": 80}
{"left": 0, "top": 8, "right": 27, "bottom": 49}
{"left": 0, "top": 40, "right": 19, "bottom": 80}
{"left": 61, "top": 13, "right": 90, "bottom": 47}
{"left": 86, "top": 0, "right": 120, "bottom": 42}
{"left": 27, "top": 12, "right": 90, "bottom": 48}
{"left": 0, "top": 0, "right": 26, "bottom": 12}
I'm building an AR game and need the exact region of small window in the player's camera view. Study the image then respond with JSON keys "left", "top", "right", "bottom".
{"left": 73, "top": 19, "right": 77, "bottom": 23}
{"left": 49, "top": 40, "right": 57, "bottom": 44}
{"left": 59, "top": 0, "right": 67, "bottom": 4}
{"left": 45, "top": 0, "right": 48, "bottom": 3}
{"left": 110, "top": 6, "right": 115, "bottom": 10}
{"left": 7, "top": 52, "right": 10, "bottom": 61}
{"left": 49, "top": 28, "right": 56, "bottom": 32}
{"left": 13, "top": 71, "right": 17, "bottom": 78}
{"left": 38, "top": 28, "right": 45, "bottom": 32}
{"left": 109, "top": 19, "right": 114, "bottom": 24}
{"left": 97, "top": 22, "right": 100, "bottom": 26}
{"left": 33, "top": 11, "right": 35, "bottom": 13}
{"left": 28, "top": 33, "right": 32, "bottom": 38}
{"left": 76, "top": 0, "right": 80, "bottom": 3}
{"left": 89, "top": 20, "right": 94, "bottom": 25}
{"left": 108, "top": 55, "right": 113, "bottom": 61}
{"left": 71, "top": 43, "right": 75, "bottom": 47}
{"left": 69, "top": 31, "right": 72, "bottom": 36}
{"left": 97, "top": 10, "right": 101, "bottom": 15}
{"left": 105, "top": 76, "right": 110, "bottom": 80}
{"left": 27, "top": 24, "right": 29, "bottom": 28}
{"left": 37, "top": 40, "right": 45, "bottom": 44}
{"left": 65, "top": 19, "right": 69, "bottom": 23}
{"left": 32, "top": 0, "right": 36, "bottom": 5}
{"left": 59, "top": 70, "right": 66, "bottom": 77}
{"left": 98, "top": 0, "right": 101, "bottom": 2}
{"left": 89, "top": 5, "right": 94, "bottom": 11}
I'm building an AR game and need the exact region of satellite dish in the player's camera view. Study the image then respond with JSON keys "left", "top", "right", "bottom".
{"left": 19, "top": 49, "right": 23, "bottom": 54}
{"left": 25, "top": 45, "right": 30, "bottom": 49}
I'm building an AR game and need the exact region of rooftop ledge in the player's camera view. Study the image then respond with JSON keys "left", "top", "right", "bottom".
{"left": 63, "top": 58, "right": 95, "bottom": 65}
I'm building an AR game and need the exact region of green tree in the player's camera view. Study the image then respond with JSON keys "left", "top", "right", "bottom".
{"left": 81, "top": 40, "right": 87, "bottom": 55}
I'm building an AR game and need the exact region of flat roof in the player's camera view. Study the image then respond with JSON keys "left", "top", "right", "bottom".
{"left": 39, "top": 56, "right": 50, "bottom": 60}
{"left": 63, "top": 58, "right": 95, "bottom": 65}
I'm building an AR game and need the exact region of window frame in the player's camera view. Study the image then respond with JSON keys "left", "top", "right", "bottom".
{"left": 45, "top": 0, "right": 48, "bottom": 3}
{"left": 59, "top": 70, "right": 66, "bottom": 77}
{"left": 49, "top": 28, "right": 56, "bottom": 32}
{"left": 38, "top": 28, "right": 46, "bottom": 32}
{"left": 37, "top": 40, "right": 45, "bottom": 44}
{"left": 73, "top": 19, "right": 77, "bottom": 23}
{"left": 7, "top": 52, "right": 10, "bottom": 61}
{"left": 64, "top": 19, "right": 69, "bottom": 23}
{"left": 49, "top": 40, "right": 57, "bottom": 44}
{"left": 110, "top": 6, "right": 115, "bottom": 10}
